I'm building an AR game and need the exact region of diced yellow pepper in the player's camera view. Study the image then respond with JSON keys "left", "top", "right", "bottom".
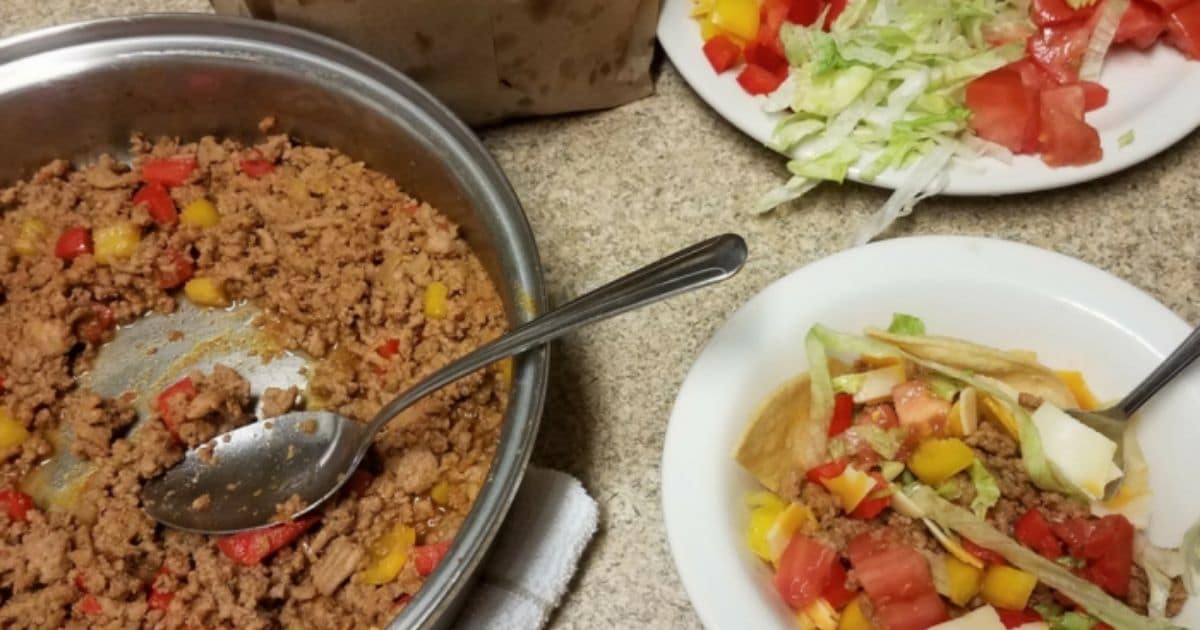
{"left": 93, "top": 222, "right": 141, "bottom": 264}
{"left": 0, "top": 408, "right": 29, "bottom": 449}
{"left": 430, "top": 481, "right": 450, "bottom": 506}
{"left": 980, "top": 565, "right": 1038, "bottom": 610}
{"left": 180, "top": 198, "right": 220, "bottom": 227}
{"left": 184, "top": 277, "right": 229, "bottom": 307}
{"left": 690, "top": 0, "right": 714, "bottom": 18}
{"left": 837, "top": 596, "right": 871, "bottom": 630}
{"left": 1055, "top": 370, "right": 1100, "bottom": 411}
{"left": 765, "top": 502, "right": 814, "bottom": 563}
{"left": 819, "top": 465, "right": 876, "bottom": 513}
{"left": 799, "top": 599, "right": 839, "bottom": 630}
{"left": 497, "top": 358, "right": 513, "bottom": 389}
{"left": 711, "top": 0, "right": 759, "bottom": 41}
{"left": 14, "top": 218, "right": 48, "bottom": 256}
{"left": 358, "top": 524, "right": 416, "bottom": 585}
{"left": 945, "top": 555, "right": 984, "bottom": 606}
{"left": 424, "top": 281, "right": 449, "bottom": 319}
{"left": 745, "top": 491, "right": 786, "bottom": 561}
{"left": 980, "top": 395, "right": 1020, "bottom": 439}
{"left": 908, "top": 438, "right": 975, "bottom": 486}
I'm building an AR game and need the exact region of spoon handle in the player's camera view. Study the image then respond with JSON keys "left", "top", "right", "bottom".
{"left": 366, "top": 234, "right": 748, "bottom": 434}
{"left": 1118, "top": 324, "right": 1200, "bottom": 417}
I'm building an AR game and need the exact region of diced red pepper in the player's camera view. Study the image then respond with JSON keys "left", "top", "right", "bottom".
{"left": 147, "top": 567, "right": 173, "bottom": 611}
{"left": 55, "top": 226, "right": 93, "bottom": 260}
{"left": 1014, "top": 508, "right": 1064, "bottom": 559}
{"left": 755, "top": 0, "right": 792, "bottom": 60}
{"left": 744, "top": 41, "right": 789, "bottom": 76}
{"left": 824, "top": 0, "right": 849, "bottom": 30}
{"left": 0, "top": 489, "right": 34, "bottom": 521}
{"left": 997, "top": 608, "right": 1044, "bottom": 628}
{"left": 961, "top": 539, "right": 1007, "bottom": 565}
{"left": 703, "top": 35, "right": 742, "bottom": 73}
{"left": 216, "top": 515, "right": 319, "bottom": 566}
{"left": 78, "top": 304, "right": 116, "bottom": 345}
{"left": 850, "top": 473, "right": 891, "bottom": 520}
{"left": 240, "top": 159, "right": 275, "bottom": 178}
{"left": 414, "top": 541, "right": 452, "bottom": 576}
{"left": 156, "top": 377, "right": 196, "bottom": 440}
{"left": 141, "top": 158, "right": 196, "bottom": 187}
{"left": 1080, "top": 516, "right": 1135, "bottom": 597}
{"left": 805, "top": 459, "right": 849, "bottom": 484}
{"left": 80, "top": 594, "right": 103, "bottom": 615}
{"left": 156, "top": 249, "right": 195, "bottom": 290}
{"left": 736, "top": 63, "right": 787, "bottom": 95}
{"left": 376, "top": 338, "right": 401, "bottom": 359}
{"left": 828, "top": 392, "right": 855, "bottom": 437}
{"left": 820, "top": 560, "right": 857, "bottom": 609}
{"left": 133, "top": 182, "right": 178, "bottom": 225}
{"left": 789, "top": 0, "right": 826, "bottom": 26}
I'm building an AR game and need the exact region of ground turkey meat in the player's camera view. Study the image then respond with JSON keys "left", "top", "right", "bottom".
{"left": 0, "top": 132, "right": 508, "bottom": 628}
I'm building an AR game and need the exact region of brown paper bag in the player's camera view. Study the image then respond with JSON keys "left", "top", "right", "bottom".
{"left": 211, "top": 0, "right": 660, "bottom": 126}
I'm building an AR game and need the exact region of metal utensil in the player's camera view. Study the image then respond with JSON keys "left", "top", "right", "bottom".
{"left": 142, "top": 234, "right": 749, "bottom": 533}
{"left": 1067, "top": 324, "right": 1200, "bottom": 498}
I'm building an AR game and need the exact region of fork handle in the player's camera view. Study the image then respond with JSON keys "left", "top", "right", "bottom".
{"left": 1118, "top": 324, "right": 1200, "bottom": 416}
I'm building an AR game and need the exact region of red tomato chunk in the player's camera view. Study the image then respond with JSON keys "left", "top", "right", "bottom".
{"left": 774, "top": 534, "right": 838, "bottom": 609}
{"left": 1166, "top": 1, "right": 1200, "bottom": 59}
{"left": 966, "top": 67, "right": 1039, "bottom": 154}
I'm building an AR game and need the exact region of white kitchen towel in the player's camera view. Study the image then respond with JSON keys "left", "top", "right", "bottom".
{"left": 455, "top": 467, "right": 599, "bottom": 630}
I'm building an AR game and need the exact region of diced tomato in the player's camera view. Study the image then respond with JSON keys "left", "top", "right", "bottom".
{"left": 1028, "top": 19, "right": 1095, "bottom": 84}
{"left": 1039, "top": 84, "right": 1102, "bottom": 166}
{"left": 345, "top": 469, "right": 374, "bottom": 497}
{"left": 806, "top": 459, "right": 849, "bottom": 484}
{"left": 774, "top": 534, "right": 838, "bottom": 609}
{"left": 156, "top": 249, "right": 195, "bottom": 290}
{"left": 240, "top": 159, "right": 275, "bottom": 178}
{"left": 961, "top": 538, "right": 1007, "bottom": 565}
{"left": 217, "top": 515, "right": 319, "bottom": 565}
{"left": 55, "top": 226, "right": 93, "bottom": 260}
{"left": 828, "top": 393, "right": 855, "bottom": 437}
{"left": 78, "top": 304, "right": 116, "bottom": 345}
{"left": 824, "top": 0, "right": 848, "bottom": 30}
{"left": 789, "top": 0, "right": 826, "bottom": 26}
{"left": 849, "top": 531, "right": 948, "bottom": 629}
{"left": 147, "top": 567, "right": 173, "bottom": 611}
{"left": 141, "top": 158, "right": 196, "bottom": 187}
{"left": 850, "top": 473, "right": 891, "bottom": 520}
{"left": 966, "top": 67, "right": 1040, "bottom": 153}
{"left": 156, "top": 377, "right": 196, "bottom": 440}
{"left": 737, "top": 63, "right": 787, "bottom": 95}
{"left": 376, "top": 338, "right": 401, "bottom": 359}
{"left": 1166, "top": 1, "right": 1200, "bottom": 58}
{"left": 1116, "top": 0, "right": 1168, "bottom": 48}
{"left": 820, "top": 561, "right": 856, "bottom": 609}
{"left": 1080, "top": 515, "right": 1135, "bottom": 597}
{"left": 1080, "top": 81, "right": 1109, "bottom": 111}
{"left": 80, "top": 594, "right": 103, "bottom": 615}
{"left": 0, "top": 489, "right": 34, "bottom": 521}
{"left": 1147, "top": 0, "right": 1194, "bottom": 12}
{"left": 1008, "top": 58, "right": 1057, "bottom": 91}
{"left": 414, "top": 541, "right": 452, "bottom": 576}
{"left": 1032, "top": 0, "right": 1096, "bottom": 26}
{"left": 133, "top": 182, "right": 177, "bottom": 225}
{"left": 1014, "top": 508, "right": 1064, "bottom": 559}
{"left": 857, "top": 402, "right": 899, "bottom": 429}
{"left": 891, "top": 380, "right": 951, "bottom": 429}
{"left": 703, "top": 35, "right": 742, "bottom": 73}
{"left": 997, "top": 607, "right": 1044, "bottom": 628}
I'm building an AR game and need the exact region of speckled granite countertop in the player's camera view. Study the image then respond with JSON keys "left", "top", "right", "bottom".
{"left": 4, "top": 2, "right": 1199, "bottom": 628}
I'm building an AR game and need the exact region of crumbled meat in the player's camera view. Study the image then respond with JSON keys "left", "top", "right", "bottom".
{"left": 260, "top": 386, "right": 298, "bottom": 418}
{"left": 0, "top": 132, "right": 506, "bottom": 628}
{"left": 1018, "top": 392, "right": 1044, "bottom": 409}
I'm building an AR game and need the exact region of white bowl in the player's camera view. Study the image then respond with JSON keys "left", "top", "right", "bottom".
{"left": 662, "top": 236, "right": 1200, "bottom": 629}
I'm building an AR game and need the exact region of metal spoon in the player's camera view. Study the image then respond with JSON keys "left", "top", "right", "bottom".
{"left": 1067, "top": 323, "right": 1200, "bottom": 498}
{"left": 142, "top": 234, "right": 748, "bottom": 533}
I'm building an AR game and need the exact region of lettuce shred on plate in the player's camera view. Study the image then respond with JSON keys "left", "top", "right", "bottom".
{"left": 733, "top": 313, "right": 1197, "bottom": 630}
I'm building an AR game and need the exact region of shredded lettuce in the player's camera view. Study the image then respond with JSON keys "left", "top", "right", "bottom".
{"left": 805, "top": 328, "right": 836, "bottom": 444}
{"left": 1119, "top": 130, "right": 1135, "bottom": 148}
{"left": 832, "top": 373, "right": 867, "bottom": 394}
{"left": 907, "top": 485, "right": 1185, "bottom": 630}
{"left": 881, "top": 460, "right": 906, "bottom": 480}
{"left": 1080, "top": 0, "right": 1129, "bottom": 81}
{"left": 758, "top": 0, "right": 1028, "bottom": 237}
{"left": 1134, "top": 533, "right": 1187, "bottom": 619}
{"left": 847, "top": 424, "right": 904, "bottom": 459}
{"left": 968, "top": 460, "right": 1001, "bottom": 519}
{"left": 928, "top": 374, "right": 961, "bottom": 400}
{"left": 887, "top": 312, "right": 926, "bottom": 336}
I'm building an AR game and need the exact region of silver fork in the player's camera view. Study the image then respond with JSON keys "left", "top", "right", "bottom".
{"left": 1067, "top": 324, "right": 1200, "bottom": 498}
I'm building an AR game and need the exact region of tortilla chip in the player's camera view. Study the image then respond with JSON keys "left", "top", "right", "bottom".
{"left": 734, "top": 374, "right": 814, "bottom": 493}
{"left": 865, "top": 329, "right": 1078, "bottom": 410}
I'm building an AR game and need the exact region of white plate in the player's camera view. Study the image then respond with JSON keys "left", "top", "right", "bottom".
{"left": 657, "top": 0, "right": 1200, "bottom": 195}
{"left": 661, "top": 236, "right": 1200, "bottom": 630}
